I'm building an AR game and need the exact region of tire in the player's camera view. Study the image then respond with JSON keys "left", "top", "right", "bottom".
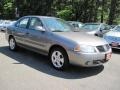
{"left": 49, "top": 47, "right": 69, "bottom": 70}
{"left": 9, "top": 37, "right": 17, "bottom": 51}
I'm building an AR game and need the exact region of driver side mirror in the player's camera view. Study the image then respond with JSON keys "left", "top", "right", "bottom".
{"left": 35, "top": 26, "right": 46, "bottom": 32}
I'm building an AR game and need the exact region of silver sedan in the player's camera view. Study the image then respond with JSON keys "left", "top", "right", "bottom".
{"left": 81, "top": 23, "right": 111, "bottom": 37}
{"left": 104, "top": 25, "right": 120, "bottom": 49}
{"left": 6, "top": 16, "right": 112, "bottom": 70}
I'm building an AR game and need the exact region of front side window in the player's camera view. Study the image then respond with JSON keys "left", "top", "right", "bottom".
{"left": 29, "top": 18, "right": 42, "bottom": 30}
{"left": 16, "top": 18, "right": 29, "bottom": 28}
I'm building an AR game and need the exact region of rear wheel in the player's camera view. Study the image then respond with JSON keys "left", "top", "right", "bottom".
{"left": 49, "top": 47, "right": 69, "bottom": 70}
{"left": 9, "top": 37, "right": 17, "bottom": 51}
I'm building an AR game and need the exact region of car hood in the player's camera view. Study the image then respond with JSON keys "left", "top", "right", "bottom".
{"left": 53, "top": 32, "right": 107, "bottom": 46}
{"left": 105, "top": 31, "right": 120, "bottom": 37}
{"left": 86, "top": 30, "right": 97, "bottom": 34}
{"left": 104, "top": 31, "right": 120, "bottom": 43}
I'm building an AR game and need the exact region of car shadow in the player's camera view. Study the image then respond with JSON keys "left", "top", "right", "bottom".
{"left": 0, "top": 46, "right": 104, "bottom": 79}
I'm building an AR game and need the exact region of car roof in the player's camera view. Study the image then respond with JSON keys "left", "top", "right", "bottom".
{"left": 23, "top": 15, "right": 56, "bottom": 19}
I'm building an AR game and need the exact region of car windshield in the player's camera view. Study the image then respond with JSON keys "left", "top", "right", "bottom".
{"left": 41, "top": 17, "right": 74, "bottom": 32}
{"left": 114, "top": 26, "right": 120, "bottom": 32}
{"left": 81, "top": 24, "right": 100, "bottom": 31}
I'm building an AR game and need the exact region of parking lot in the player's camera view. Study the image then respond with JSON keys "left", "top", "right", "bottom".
{"left": 0, "top": 32, "right": 120, "bottom": 90}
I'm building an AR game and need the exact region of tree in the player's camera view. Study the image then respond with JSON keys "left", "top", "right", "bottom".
{"left": 0, "top": 0, "right": 120, "bottom": 24}
{"left": 108, "top": 0, "right": 118, "bottom": 24}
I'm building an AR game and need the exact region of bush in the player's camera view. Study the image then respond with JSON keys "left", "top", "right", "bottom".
{"left": 57, "top": 9, "right": 72, "bottom": 20}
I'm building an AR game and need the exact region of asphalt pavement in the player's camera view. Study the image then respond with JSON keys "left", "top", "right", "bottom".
{"left": 0, "top": 32, "right": 120, "bottom": 90}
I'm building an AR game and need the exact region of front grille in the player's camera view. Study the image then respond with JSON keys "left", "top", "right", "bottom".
{"left": 96, "top": 44, "right": 110, "bottom": 52}
{"left": 96, "top": 46, "right": 105, "bottom": 52}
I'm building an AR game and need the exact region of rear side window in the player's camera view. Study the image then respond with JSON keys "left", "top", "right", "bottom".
{"left": 16, "top": 18, "right": 29, "bottom": 28}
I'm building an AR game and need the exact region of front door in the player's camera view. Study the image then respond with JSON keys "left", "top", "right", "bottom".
{"left": 26, "top": 17, "right": 50, "bottom": 53}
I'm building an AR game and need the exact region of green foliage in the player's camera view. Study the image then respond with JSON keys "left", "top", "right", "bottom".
{"left": 57, "top": 8, "right": 72, "bottom": 20}
{"left": 0, "top": 0, "right": 14, "bottom": 19}
{"left": 0, "top": 0, "right": 119, "bottom": 24}
{"left": 4, "top": 2, "right": 12, "bottom": 12}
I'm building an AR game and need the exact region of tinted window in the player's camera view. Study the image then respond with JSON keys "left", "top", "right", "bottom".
{"left": 29, "top": 18, "right": 42, "bottom": 30}
{"left": 16, "top": 18, "right": 29, "bottom": 28}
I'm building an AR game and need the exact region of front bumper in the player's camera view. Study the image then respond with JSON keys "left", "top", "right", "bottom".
{"left": 67, "top": 49, "right": 112, "bottom": 67}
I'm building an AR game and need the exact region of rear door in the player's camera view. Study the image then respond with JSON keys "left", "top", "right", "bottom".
{"left": 14, "top": 17, "right": 30, "bottom": 45}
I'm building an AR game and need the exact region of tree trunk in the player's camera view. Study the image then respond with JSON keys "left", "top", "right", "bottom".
{"left": 108, "top": 0, "right": 117, "bottom": 25}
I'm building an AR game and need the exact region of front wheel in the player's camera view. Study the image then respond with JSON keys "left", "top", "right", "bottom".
{"left": 49, "top": 47, "right": 69, "bottom": 70}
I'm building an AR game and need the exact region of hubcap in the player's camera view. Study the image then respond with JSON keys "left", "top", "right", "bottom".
{"left": 9, "top": 38, "right": 15, "bottom": 50}
{"left": 51, "top": 51, "right": 64, "bottom": 68}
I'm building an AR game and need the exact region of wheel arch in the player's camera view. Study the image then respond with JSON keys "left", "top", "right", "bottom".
{"left": 8, "top": 35, "right": 14, "bottom": 41}
{"left": 49, "top": 44, "right": 69, "bottom": 59}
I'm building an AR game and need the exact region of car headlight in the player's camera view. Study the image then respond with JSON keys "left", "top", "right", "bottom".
{"left": 74, "top": 45, "right": 96, "bottom": 53}
{"left": 74, "top": 45, "right": 81, "bottom": 52}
